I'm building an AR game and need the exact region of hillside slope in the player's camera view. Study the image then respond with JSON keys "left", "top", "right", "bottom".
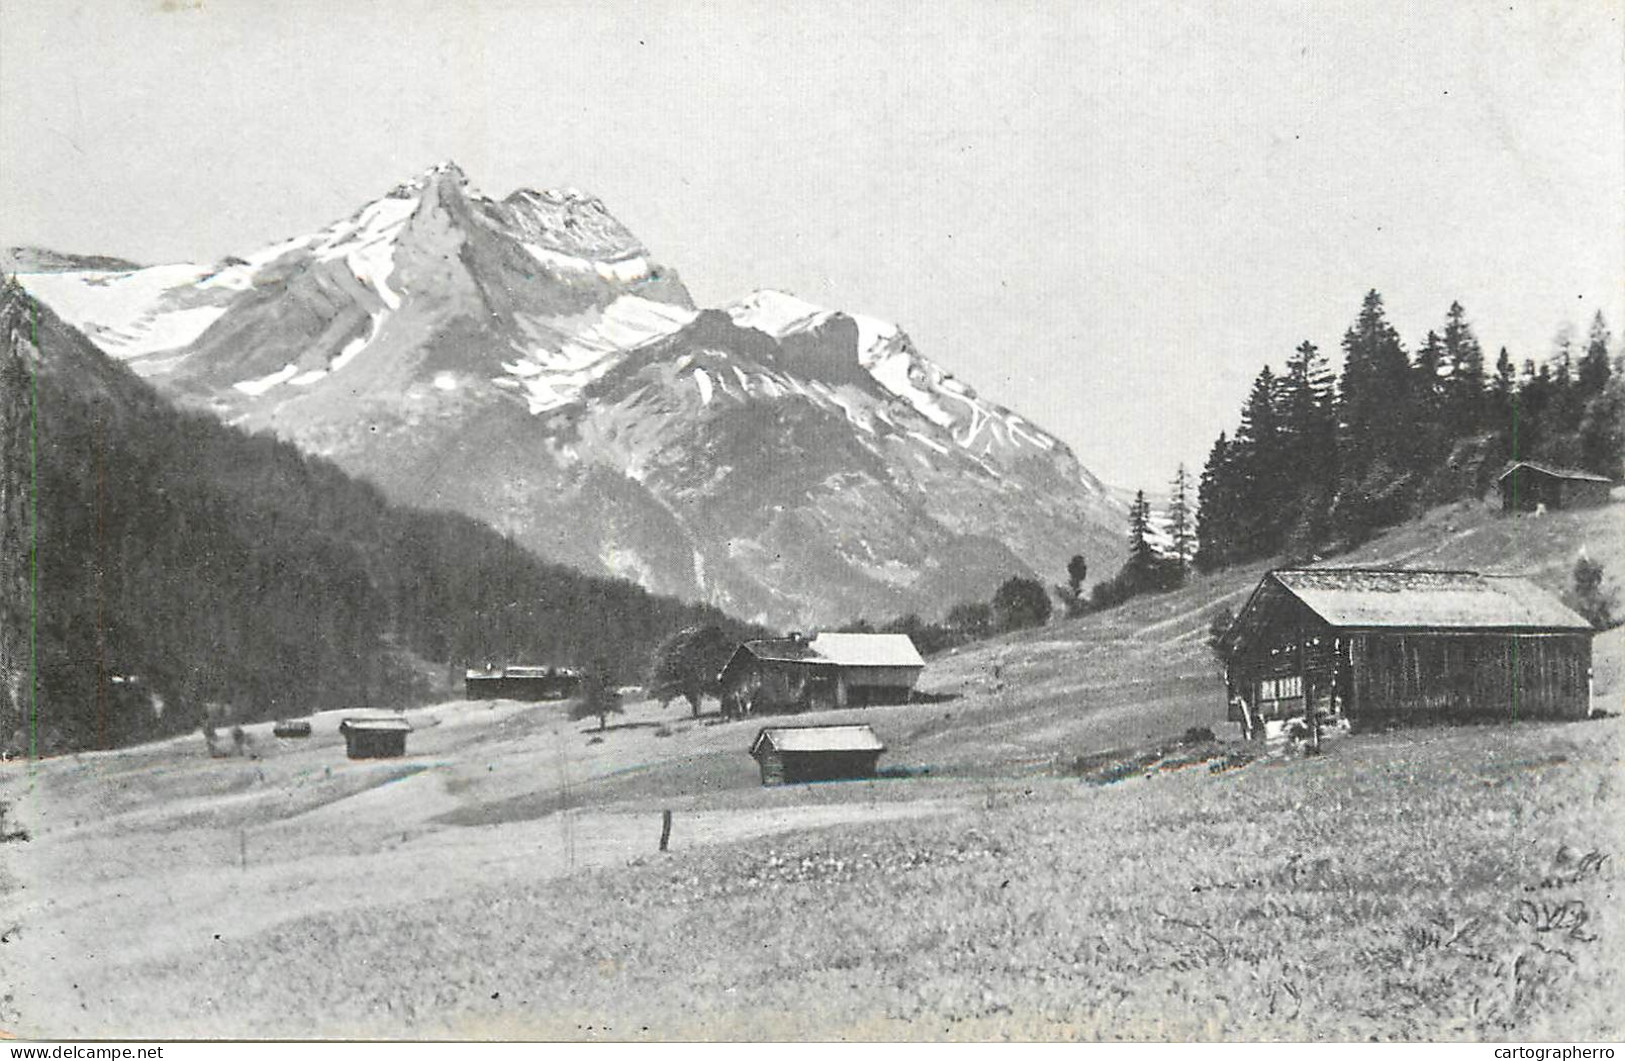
{"left": 0, "top": 278, "right": 761, "bottom": 754}
{"left": 2, "top": 495, "right": 1619, "bottom": 1038}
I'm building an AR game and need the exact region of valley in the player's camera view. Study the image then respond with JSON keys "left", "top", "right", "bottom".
{"left": 3, "top": 499, "right": 1620, "bottom": 1039}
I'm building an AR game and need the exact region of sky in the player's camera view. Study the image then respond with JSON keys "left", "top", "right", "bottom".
{"left": 2, "top": 0, "right": 1621, "bottom": 487}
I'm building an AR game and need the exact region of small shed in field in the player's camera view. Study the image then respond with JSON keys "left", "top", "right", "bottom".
{"left": 719, "top": 632, "right": 925, "bottom": 714}
{"left": 750, "top": 724, "right": 886, "bottom": 785}
{"left": 1497, "top": 462, "right": 1613, "bottom": 512}
{"left": 338, "top": 716, "right": 412, "bottom": 759}
{"left": 1217, "top": 568, "right": 1594, "bottom": 735}
{"left": 465, "top": 665, "right": 581, "bottom": 701}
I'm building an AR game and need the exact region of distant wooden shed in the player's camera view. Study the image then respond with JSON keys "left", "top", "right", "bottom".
{"left": 1218, "top": 568, "right": 1594, "bottom": 735}
{"left": 1497, "top": 462, "right": 1613, "bottom": 512}
{"left": 338, "top": 716, "right": 412, "bottom": 759}
{"left": 720, "top": 633, "right": 925, "bottom": 715}
{"left": 750, "top": 724, "right": 886, "bottom": 785}
{"left": 465, "top": 665, "right": 581, "bottom": 701}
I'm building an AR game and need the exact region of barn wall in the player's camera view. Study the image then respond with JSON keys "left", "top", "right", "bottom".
{"left": 1350, "top": 631, "right": 1591, "bottom": 720}
{"left": 780, "top": 750, "right": 881, "bottom": 783}
{"left": 1568, "top": 480, "right": 1613, "bottom": 508}
{"left": 841, "top": 666, "right": 923, "bottom": 689}
{"left": 1226, "top": 595, "right": 1340, "bottom": 721}
{"left": 756, "top": 750, "right": 786, "bottom": 785}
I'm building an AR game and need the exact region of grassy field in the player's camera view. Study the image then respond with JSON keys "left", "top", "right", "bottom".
{"left": 1, "top": 497, "right": 1622, "bottom": 1040}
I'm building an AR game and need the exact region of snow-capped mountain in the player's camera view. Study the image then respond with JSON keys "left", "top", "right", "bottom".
{"left": 15, "top": 163, "right": 1123, "bottom": 627}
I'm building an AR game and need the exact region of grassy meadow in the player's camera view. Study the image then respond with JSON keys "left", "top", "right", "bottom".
{"left": 1, "top": 497, "right": 1622, "bottom": 1040}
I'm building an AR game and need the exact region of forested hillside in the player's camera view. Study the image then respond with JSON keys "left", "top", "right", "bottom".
{"left": 1, "top": 278, "right": 764, "bottom": 755}
{"left": 1196, "top": 292, "right": 1623, "bottom": 570}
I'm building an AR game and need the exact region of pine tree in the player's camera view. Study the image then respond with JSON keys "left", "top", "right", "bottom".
{"left": 1334, "top": 290, "right": 1415, "bottom": 541}
{"left": 1165, "top": 464, "right": 1195, "bottom": 576}
{"left": 1194, "top": 433, "right": 1234, "bottom": 572}
{"left": 1578, "top": 311, "right": 1613, "bottom": 402}
{"left": 1441, "top": 301, "right": 1486, "bottom": 436}
{"left": 1127, "top": 490, "right": 1160, "bottom": 591}
{"left": 1278, "top": 339, "right": 1338, "bottom": 556}
{"left": 1231, "top": 367, "right": 1288, "bottom": 559}
{"left": 1489, "top": 346, "right": 1517, "bottom": 461}
{"left": 1546, "top": 327, "right": 1583, "bottom": 465}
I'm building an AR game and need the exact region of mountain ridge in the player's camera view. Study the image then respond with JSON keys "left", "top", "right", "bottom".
{"left": 14, "top": 162, "right": 1124, "bottom": 626}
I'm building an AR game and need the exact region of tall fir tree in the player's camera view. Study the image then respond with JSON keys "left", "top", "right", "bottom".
{"left": 1127, "top": 489, "right": 1160, "bottom": 591}
{"left": 1578, "top": 311, "right": 1613, "bottom": 402}
{"left": 1194, "top": 432, "right": 1234, "bottom": 572}
{"left": 1441, "top": 301, "right": 1486, "bottom": 436}
{"left": 1278, "top": 339, "right": 1338, "bottom": 558}
{"left": 1335, "top": 290, "right": 1416, "bottom": 541}
{"left": 1165, "top": 463, "right": 1195, "bottom": 576}
{"left": 1489, "top": 345, "right": 1518, "bottom": 460}
{"left": 1231, "top": 366, "right": 1288, "bottom": 559}
{"left": 1577, "top": 313, "right": 1622, "bottom": 476}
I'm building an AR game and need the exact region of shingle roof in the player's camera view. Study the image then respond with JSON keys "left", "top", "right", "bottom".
{"left": 739, "top": 633, "right": 925, "bottom": 668}
{"left": 1270, "top": 569, "right": 1592, "bottom": 631}
{"left": 339, "top": 716, "right": 413, "bottom": 732}
{"left": 1496, "top": 461, "right": 1614, "bottom": 485}
{"left": 751, "top": 724, "right": 886, "bottom": 755}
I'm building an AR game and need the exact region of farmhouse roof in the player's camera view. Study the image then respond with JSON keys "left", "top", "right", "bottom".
{"left": 1496, "top": 461, "right": 1614, "bottom": 485}
{"left": 751, "top": 724, "right": 886, "bottom": 756}
{"left": 737, "top": 632, "right": 925, "bottom": 668}
{"left": 1249, "top": 568, "right": 1592, "bottom": 635}
{"left": 338, "top": 716, "right": 413, "bottom": 732}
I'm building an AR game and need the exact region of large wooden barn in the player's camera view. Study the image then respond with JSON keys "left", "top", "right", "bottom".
{"left": 750, "top": 724, "right": 886, "bottom": 785}
{"left": 1497, "top": 462, "right": 1614, "bottom": 512}
{"left": 719, "top": 632, "right": 925, "bottom": 715}
{"left": 464, "top": 665, "right": 581, "bottom": 701}
{"left": 1217, "top": 568, "right": 1594, "bottom": 735}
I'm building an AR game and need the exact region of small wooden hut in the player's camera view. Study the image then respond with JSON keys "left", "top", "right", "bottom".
{"left": 750, "top": 724, "right": 886, "bottom": 785}
{"left": 719, "top": 633, "right": 925, "bottom": 715}
{"left": 1497, "top": 462, "right": 1613, "bottom": 511}
{"left": 1217, "top": 568, "right": 1594, "bottom": 735}
{"left": 338, "top": 716, "right": 412, "bottom": 759}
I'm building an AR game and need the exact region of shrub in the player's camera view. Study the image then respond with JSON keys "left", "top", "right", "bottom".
{"left": 992, "top": 576, "right": 1052, "bottom": 632}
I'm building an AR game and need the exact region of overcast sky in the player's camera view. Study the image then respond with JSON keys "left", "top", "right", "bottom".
{"left": 3, "top": 0, "right": 1621, "bottom": 487}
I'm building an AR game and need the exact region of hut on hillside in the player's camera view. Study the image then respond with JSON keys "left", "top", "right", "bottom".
{"left": 1497, "top": 462, "right": 1613, "bottom": 512}
{"left": 719, "top": 632, "right": 925, "bottom": 715}
{"left": 750, "top": 724, "right": 886, "bottom": 785}
{"left": 1217, "top": 568, "right": 1594, "bottom": 736}
{"left": 338, "top": 716, "right": 412, "bottom": 759}
{"left": 465, "top": 665, "right": 581, "bottom": 701}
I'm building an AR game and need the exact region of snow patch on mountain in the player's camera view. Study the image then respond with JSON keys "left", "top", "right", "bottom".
{"left": 692, "top": 367, "right": 715, "bottom": 405}
{"left": 21, "top": 265, "right": 223, "bottom": 358}
{"left": 507, "top": 296, "right": 697, "bottom": 414}
{"left": 312, "top": 194, "right": 418, "bottom": 311}
{"left": 234, "top": 363, "right": 299, "bottom": 396}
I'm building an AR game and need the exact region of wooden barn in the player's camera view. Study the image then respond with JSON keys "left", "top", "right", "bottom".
{"left": 1497, "top": 462, "right": 1613, "bottom": 512}
{"left": 719, "top": 632, "right": 925, "bottom": 715}
{"left": 1217, "top": 568, "right": 1594, "bottom": 735}
{"left": 750, "top": 724, "right": 886, "bottom": 785}
{"left": 464, "top": 665, "right": 581, "bottom": 701}
{"left": 338, "top": 716, "right": 412, "bottom": 759}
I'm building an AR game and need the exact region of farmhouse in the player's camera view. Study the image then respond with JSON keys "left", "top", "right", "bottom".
{"left": 719, "top": 632, "right": 925, "bottom": 714}
{"left": 338, "top": 716, "right": 412, "bottom": 759}
{"left": 750, "top": 724, "right": 886, "bottom": 785}
{"left": 465, "top": 665, "right": 581, "bottom": 701}
{"left": 1218, "top": 568, "right": 1594, "bottom": 735}
{"left": 1497, "top": 462, "right": 1613, "bottom": 512}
